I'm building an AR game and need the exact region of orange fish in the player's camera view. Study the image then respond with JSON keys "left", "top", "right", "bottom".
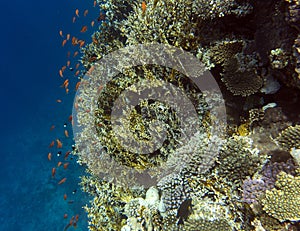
{"left": 64, "top": 214, "right": 68, "bottom": 219}
{"left": 75, "top": 214, "right": 79, "bottom": 222}
{"left": 75, "top": 62, "right": 80, "bottom": 69}
{"left": 91, "top": 20, "right": 95, "bottom": 27}
{"left": 84, "top": 9, "right": 88, "bottom": 17}
{"left": 67, "top": 51, "right": 71, "bottom": 58}
{"left": 68, "top": 115, "right": 73, "bottom": 122}
{"left": 67, "top": 60, "right": 70, "bottom": 67}
{"left": 56, "top": 139, "right": 63, "bottom": 148}
{"left": 52, "top": 167, "right": 56, "bottom": 177}
{"left": 75, "top": 81, "right": 81, "bottom": 90}
{"left": 58, "top": 177, "right": 67, "bottom": 185}
{"left": 59, "top": 69, "right": 63, "bottom": 78}
{"left": 56, "top": 99, "right": 62, "bottom": 103}
{"left": 59, "top": 30, "right": 63, "bottom": 37}
{"left": 72, "top": 16, "right": 76, "bottom": 23}
{"left": 87, "top": 65, "right": 95, "bottom": 75}
{"left": 72, "top": 37, "right": 78, "bottom": 46}
{"left": 75, "top": 9, "right": 79, "bottom": 17}
{"left": 64, "top": 130, "right": 69, "bottom": 138}
{"left": 62, "top": 79, "right": 69, "bottom": 88}
{"left": 73, "top": 51, "right": 79, "bottom": 58}
{"left": 50, "top": 125, "right": 55, "bottom": 131}
{"left": 61, "top": 66, "right": 67, "bottom": 72}
{"left": 92, "top": 37, "right": 98, "bottom": 44}
{"left": 93, "top": 0, "right": 97, "bottom": 7}
{"left": 66, "top": 34, "right": 70, "bottom": 41}
{"left": 49, "top": 141, "right": 55, "bottom": 148}
{"left": 57, "top": 161, "right": 62, "bottom": 167}
{"left": 63, "top": 162, "right": 69, "bottom": 169}
{"left": 64, "top": 194, "right": 67, "bottom": 200}
{"left": 80, "top": 26, "right": 88, "bottom": 33}
{"left": 62, "top": 39, "right": 67, "bottom": 47}
{"left": 48, "top": 152, "right": 52, "bottom": 160}
{"left": 142, "top": 1, "right": 147, "bottom": 15}
{"left": 64, "top": 151, "right": 71, "bottom": 160}
{"left": 75, "top": 70, "right": 80, "bottom": 76}
{"left": 65, "top": 88, "right": 69, "bottom": 94}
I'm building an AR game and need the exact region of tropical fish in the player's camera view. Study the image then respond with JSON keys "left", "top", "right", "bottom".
{"left": 91, "top": 20, "right": 95, "bottom": 27}
{"left": 142, "top": 1, "right": 147, "bottom": 15}
{"left": 62, "top": 39, "right": 67, "bottom": 47}
{"left": 66, "top": 34, "right": 70, "bottom": 41}
{"left": 56, "top": 99, "right": 62, "bottom": 103}
{"left": 84, "top": 9, "right": 88, "bottom": 17}
{"left": 64, "top": 130, "right": 69, "bottom": 138}
{"left": 59, "top": 30, "right": 63, "bottom": 37}
{"left": 59, "top": 69, "right": 64, "bottom": 78}
{"left": 80, "top": 26, "right": 88, "bottom": 33}
{"left": 57, "top": 161, "right": 62, "bottom": 167}
{"left": 64, "top": 194, "right": 67, "bottom": 200}
{"left": 48, "top": 152, "right": 52, "bottom": 160}
{"left": 56, "top": 139, "right": 63, "bottom": 148}
{"left": 49, "top": 141, "right": 55, "bottom": 148}
{"left": 50, "top": 125, "right": 55, "bottom": 131}
{"left": 75, "top": 82, "right": 81, "bottom": 90}
{"left": 58, "top": 177, "right": 67, "bottom": 185}
{"left": 73, "top": 51, "right": 79, "bottom": 58}
{"left": 64, "top": 151, "right": 71, "bottom": 160}
{"left": 63, "top": 162, "right": 69, "bottom": 169}
{"left": 75, "top": 9, "right": 79, "bottom": 17}
{"left": 52, "top": 167, "right": 56, "bottom": 177}
{"left": 64, "top": 214, "right": 68, "bottom": 219}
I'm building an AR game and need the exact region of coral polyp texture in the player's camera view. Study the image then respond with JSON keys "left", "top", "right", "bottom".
{"left": 72, "top": 0, "right": 300, "bottom": 230}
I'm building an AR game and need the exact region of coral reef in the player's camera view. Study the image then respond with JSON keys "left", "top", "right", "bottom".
{"left": 72, "top": 0, "right": 300, "bottom": 230}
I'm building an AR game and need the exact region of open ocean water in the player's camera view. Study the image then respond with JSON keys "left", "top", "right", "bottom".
{"left": 0, "top": 0, "right": 97, "bottom": 230}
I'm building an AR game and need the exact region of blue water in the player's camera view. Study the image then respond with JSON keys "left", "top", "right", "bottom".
{"left": 0, "top": 0, "right": 99, "bottom": 230}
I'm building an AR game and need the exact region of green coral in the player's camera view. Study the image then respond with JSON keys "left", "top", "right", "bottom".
{"left": 261, "top": 172, "right": 300, "bottom": 222}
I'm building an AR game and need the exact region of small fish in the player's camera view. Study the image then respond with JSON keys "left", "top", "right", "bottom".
{"left": 56, "top": 99, "right": 62, "bottom": 103}
{"left": 49, "top": 141, "right": 55, "bottom": 148}
{"left": 52, "top": 167, "right": 56, "bottom": 177}
{"left": 75, "top": 62, "right": 80, "bottom": 69}
{"left": 72, "top": 37, "right": 78, "bottom": 46}
{"left": 142, "top": 1, "right": 147, "bottom": 15}
{"left": 80, "top": 26, "right": 88, "bottom": 33}
{"left": 93, "top": 0, "right": 97, "bottom": 7}
{"left": 84, "top": 9, "right": 88, "bottom": 17}
{"left": 59, "top": 30, "right": 63, "bottom": 37}
{"left": 79, "top": 40, "right": 85, "bottom": 47}
{"left": 64, "top": 151, "right": 71, "bottom": 160}
{"left": 91, "top": 20, "right": 95, "bottom": 27}
{"left": 56, "top": 139, "right": 63, "bottom": 148}
{"left": 64, "top": 214, "right": 68, "bottom": 219}
{"left": 65, "top": 88, "right": 69, "bottom": 94}
{"left": 92, "top": 37, "right": 98, "bottom": 44}
{"left": 64, "top": 130, "right": 69, "bottom": 138}
{"left": 67, "top": 60, "right": 70, "bottom": 67}
{"left": 75, "top": 70, "right": 80, "bottom": 76}
{"left": 64, "top": 194, "right": 67, "bottom": 200}
{"left": 63, "top": 162, "right": 69, "bottom": 169}
{"left": 57, "top": 161, "right": 62, "bottom": 167}
{"left": 67, "top": 51, "right": 70, "bottom": 58}
{"left": 48, "top": 152, "right": 52, "bottom": 160}
{"left": 73, "top": 51, "right": 79, "bottom": 58}
{"left": 58, "top": 177, "right": 67, "bottom": 185}
{"left": 75, "top": 9, "right": 79, "bottom": 17}
{"left": 75, "top": 214, "right": 79, "bottom": 222}
{"left": 50, "top": 125, "right": 55, "bottom": 131}
{"left": 62, "top": 39, "right": 67, "bottom": 47}
{"left": 66, "top": 34, "right": 70, "bottom": 41}
{"left": 75, "top": 82, "right": 81, "bottom": 90}
{"left": 61, "top": 79, "right": 69, "bottom": 88}
{"left": 61, "top": 66, "right": 67, "bottom": 72}
{"left": 59, "top": 69, "right": 63, "bottom": 78}
{"left": 72, "top": 16, "right": 76, "bottom": 23}
{"left": 68, "top": 115, "right": 73, "bottom": 122}
{"left": 97, "top": 12, "right": 105, "bottom": 21}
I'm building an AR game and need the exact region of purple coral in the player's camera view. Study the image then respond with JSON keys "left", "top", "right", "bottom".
{"left": 242, "top": 159, "right": 297, "bottom": 204}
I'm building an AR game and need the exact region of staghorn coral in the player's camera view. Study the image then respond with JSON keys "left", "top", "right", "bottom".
{"left": 261, "top": 172, "right": 300, "bottom": 222}
{"left": 275, "top": 124, "right": 300, "bottom": 151}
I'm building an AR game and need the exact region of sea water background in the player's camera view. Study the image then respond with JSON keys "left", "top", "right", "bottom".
{"left": 0, "top": 0, "right": 99, "bottom": 230}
